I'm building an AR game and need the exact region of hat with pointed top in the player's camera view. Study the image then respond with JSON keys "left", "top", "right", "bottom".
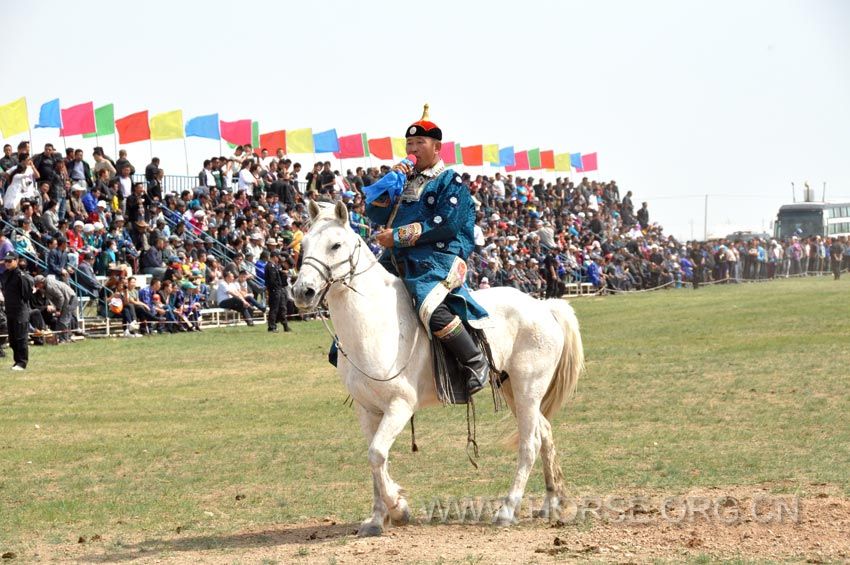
{"left": 405, "top": 103, "right": 442, "bottom": 141}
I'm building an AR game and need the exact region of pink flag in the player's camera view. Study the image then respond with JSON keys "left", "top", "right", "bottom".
{"left": 220, "top": 119, "right": 252, "bottom": 145}
{"left": 60, "top": 102, "right": 96, "bottom": 136}
{"left": 580, "top": 152, "right": 598, "bottom": 172}
{"left": 334, "top": 133, "right": 366, "bottom": 159}
{"left": 439, "top": 141, "right": 456, "bottom": 165}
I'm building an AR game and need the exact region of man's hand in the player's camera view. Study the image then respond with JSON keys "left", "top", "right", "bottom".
{"left": 376, "top": 229, "right": 394, "bottom": 248}
{"left": 391, "top": 162, "right": 413, "bottom": 176}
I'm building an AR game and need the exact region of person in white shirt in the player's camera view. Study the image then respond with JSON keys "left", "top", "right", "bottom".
{"left": 492, "top": 172, "right": 506, "bottom": 200}
{"left": 215, "top": 271, "right": 255, "bottom": 325}
{"left": 238, "top": 161, "right": 256, "bottom": 192}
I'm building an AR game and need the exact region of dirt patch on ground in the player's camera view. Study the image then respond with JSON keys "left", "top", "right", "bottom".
{"left": 18, "top": 488, "right": 850, "bottom": 564}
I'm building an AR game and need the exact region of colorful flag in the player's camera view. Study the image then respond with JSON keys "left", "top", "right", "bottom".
{"left": 571, "top": 153, "right": 583, "bottom": 170}
{"left": 60, "top": 102, "right": 96, "bottom": 136}
{"left": 528, "top": 148, "right": 541, "bottom": 170}
{"left": 0, "top": 97, "right": 29, "bottom": 138}
{"left": 83, "top": 104, "right": 116, "bottom": 139}
{"left": 439, "top": 141, "right": 456, "bottom": 165}
{"left": 454, "top": 144, "right": 462, "bottom": 166}
{"left": 287, "top": 128, "right": 314, "bottom": 154}
{"left": 498, "top": 146, "right": 516, "bottom": 167}
{"left": 115, "top": 111, "right": 151, "bottom": 144}
{"left": 35, "top": 99, "right": 61, "bottom": 129}
{"left": 334, "top": 133, "right": 366, "bottom": 159}
{"left": 220, "top": 119, "right": 252, "bottom": 146}
{"left": 259, "top": 130, "right": 286, "bottom": 154}
{"left": 581, "top": 152, "right": 598, "bottom": 171}
{"left": 313, "top": 129, "right": 340, "bottom": 153}
{"left": 149, "top": 110, "right": 184, "bottom": 140}
{"left": 482, "top": 144, "right": 499, "bottom": 165}
{"left": 252, "top": 121, "right": 260, "bottom": 150}
{"left": 367, "top": 137, "right": 393, "bottom": 160}
{"left": 184, "top": 113, "right": 220, "bottom": 139}
{"left": 391, "top": 138, "right": 408, "bottom": 158}
{"left": 461, "top": 145, "right": 484, "bottom": 166}
{"left": 515, "top": 150, "right": 529, "bottom": 170}
{"left": 554, "top": 153, "right": 571, "bottom": 172}
{"left": 540, "top": 150, "right": 555, "bottom": 170}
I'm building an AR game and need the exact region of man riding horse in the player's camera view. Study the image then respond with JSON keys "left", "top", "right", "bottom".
{"left": 368, "top": 105, "right": 490, "bottom": 395}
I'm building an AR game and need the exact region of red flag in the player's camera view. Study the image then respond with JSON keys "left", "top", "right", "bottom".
{"left": 367, "top": 137, "right": 393, "bottom": 160}
{"left": 220, "top": 119, "right": 252, "bottom": 145}
{"left": 439, "top": 141, "right": 456, "bottom": 165}
{"left": 115, "top": 111, "right": 150, "bottom": 144}
{"left": 334, "top": 133, "right": 366, "bottom": 159}
{"left": 259, "top": 130, "right": 286, "bottom": 154}
{"left": 540, "top": 150, "right": 555, "bottom": 170}
{"left": 60, "top": 102, "right": 96, "bottom": 136}
{"left": 581, "top": 152, "right": 598, "bottom": 171}
{"left": 461, "top": 145, "right": 484, "bottom": 166}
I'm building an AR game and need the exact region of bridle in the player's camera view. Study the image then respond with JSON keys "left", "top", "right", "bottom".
{"left": 299, "top": 236, "right": 375, "bottom": 303}
{"left": 299, "top": 232, "right": 418, "bottom": 383}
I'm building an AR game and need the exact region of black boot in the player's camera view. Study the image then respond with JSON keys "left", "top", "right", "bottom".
{"left": 440, "top": 325, "right": 489, "bottom": 395}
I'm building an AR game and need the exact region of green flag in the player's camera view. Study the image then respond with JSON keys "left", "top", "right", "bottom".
{"left": 252, "top": 121, "right": 259, "bottom": 149}
{"left": 528, "top": 148, "right": 541, "bottom": 169}
{"left": 361, "top": 133, "right": 369, "bottom": 157}
{"left": 82, "top": 104, "right": 115, "bottom": 138}
{"left": 454, "top": 143, "right": 462, "bottom": 164}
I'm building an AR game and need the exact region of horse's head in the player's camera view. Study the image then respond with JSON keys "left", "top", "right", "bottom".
{"left": 292, "top": 199, "right": 363, "bottom": 311}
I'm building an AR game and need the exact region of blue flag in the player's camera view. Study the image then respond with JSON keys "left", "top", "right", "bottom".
{"left": 571, "top": 153, "right": 583, "bottom": 170}
{"left": 498, "top": 146, "right": 516, "bottom": 167}
{"left": 35, "top": 98, "right": 61, "bottom": 128}
{"left": 313, "top": 129, "right": 340, "bottom": 153}
{"left": 185, "top": 113, "right": 220, "bottom": 139}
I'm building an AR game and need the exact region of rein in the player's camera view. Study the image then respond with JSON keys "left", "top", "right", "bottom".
{"left": 301, "top": 237, "right": 418, "bottom": 383}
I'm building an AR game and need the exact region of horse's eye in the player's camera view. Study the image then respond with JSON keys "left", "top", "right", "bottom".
{"left": 332, "top": 242, "right": 342, "bottom": 250}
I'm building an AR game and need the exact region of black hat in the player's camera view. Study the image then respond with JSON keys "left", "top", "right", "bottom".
{"left": 3, "top": 251, "right": 18, "bottom": 261}
{"left": 405, "top": 104, "right": 442, "bottom": 141}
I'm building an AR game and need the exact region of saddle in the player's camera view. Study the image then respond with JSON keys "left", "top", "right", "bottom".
{"left": 430, "top": 326, "right": 506, "bottom": 405}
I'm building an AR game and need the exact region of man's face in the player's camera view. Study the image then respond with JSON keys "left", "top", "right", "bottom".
{"left": 4, "top": 257, "right": 17, "bottom": 270}
{"left": 3, "top": 146, "right": 11, "bottom": 157}
{"left": 121, "top": 166, "right": 130, "bottom": 176}
{"left": 75, "top": 151, "right": 83, "bottom": 161}
{"left": 44, "top": 145, "right": 53, "bottom": 155}
{"left": 405, "top": 136, "right": 440, "bottom": 169}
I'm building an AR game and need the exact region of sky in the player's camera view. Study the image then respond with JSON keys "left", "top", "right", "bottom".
{"left": 3, "top": 0, "right": 849, "bottom": 240}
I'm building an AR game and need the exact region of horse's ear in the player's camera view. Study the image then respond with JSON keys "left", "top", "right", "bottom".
{"left": 308, "top": 200, "right": 321, "bottom": 221}
{"left": 334, "top": 200, "right": 348, "bottom": 225}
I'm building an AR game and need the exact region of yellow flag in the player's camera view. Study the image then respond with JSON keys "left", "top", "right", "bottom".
{"left": 149, "top": 110, "right": 184, "bottom": 140}
{"left": 0, "top": 97, "right": 29, "bottom": 138}
{"left": 391, "top": 138, "right": 408, "bottom": 158}
{"left": 287, "top": 128, "right": 314, "bottom": 154}
{"left": 554, "top": 153, "right": 572, "bottom": 172}
{"left": 482, "top": 144, "right": 499, "bottom": 164}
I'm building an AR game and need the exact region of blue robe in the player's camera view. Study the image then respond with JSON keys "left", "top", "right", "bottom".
{"left": 366, "top": 164, "right": 488, "bottom": 329}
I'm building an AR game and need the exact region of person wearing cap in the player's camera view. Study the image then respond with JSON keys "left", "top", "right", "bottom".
{"left": 0, "top": 252, "right": 32, "bottom": 369}
{"left": 264, "top": 250, "right": 291, "bottom": 333}
{"left": 365, "top": 105, "right": 490, "bottom": 395}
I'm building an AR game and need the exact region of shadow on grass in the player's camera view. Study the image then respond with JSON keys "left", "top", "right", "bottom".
{"left": 79, "top": 522, "right": 360, "bottom": 562}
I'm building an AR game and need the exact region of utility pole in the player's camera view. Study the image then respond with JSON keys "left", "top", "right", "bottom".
{"left": 703, "top": 194, "right": 708, "bottom": 241}
{"left": 822, "top": 181, "right": 827, "bottom": 202}
{"left": 791, "top": 182, "right": 796, "bottom": 203}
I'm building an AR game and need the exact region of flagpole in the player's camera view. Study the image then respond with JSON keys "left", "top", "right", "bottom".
{"left": 182, "top": 138, "right": 190, "bottom": 176}
{"left": 61, "top": 135, "right": 67, "bottom": 153}
{"left": 148, "top": 138, "right": 153, "bottom": 165}
{"left": 112, "top": 131, "right": 117, "bottom": 158}
{"left": 218, "top": 138, "right": 222, "bottom": 157}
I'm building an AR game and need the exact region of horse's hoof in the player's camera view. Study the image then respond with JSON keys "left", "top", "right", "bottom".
{"left": 493, "top": 516, "right": 515, "bottom": 527}
{"left": 357, "top": 523, "right": 383, "bottom": 537}
{"left": 389, "top": 503, "right": 411, "bottom": 527}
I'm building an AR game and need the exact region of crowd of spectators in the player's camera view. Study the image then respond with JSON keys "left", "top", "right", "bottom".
{"left": 0, "top": 138, "right": 846, "bottom": 348}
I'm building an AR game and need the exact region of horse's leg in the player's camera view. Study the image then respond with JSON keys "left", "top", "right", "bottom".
{"left": 495, "top": 394, "right": 542, "bottom": 526}
{"left": 367, "top": 401, "right": 414, "bottom": 528}
{"left": 536, "top": 414, "right": 566, "bottom": 521}
{"left": 355, "top": 404, "right": 388, "bottom": 537}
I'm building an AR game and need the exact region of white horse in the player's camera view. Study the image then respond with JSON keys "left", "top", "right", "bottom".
{"left": 292, "top": 200, "right": 584, "bottom": 536}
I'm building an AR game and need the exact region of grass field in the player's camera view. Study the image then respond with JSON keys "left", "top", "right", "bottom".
{"left": 1, "top": 276, "right": 849, "bottom": 561}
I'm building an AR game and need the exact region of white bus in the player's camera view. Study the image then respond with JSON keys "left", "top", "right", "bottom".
{"left": 774, "top": 202, "right": 850, "bottom": 240}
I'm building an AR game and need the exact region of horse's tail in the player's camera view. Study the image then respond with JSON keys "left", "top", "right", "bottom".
{"left": 540, "top": 299, "right": 583, "bottom": 421}
{"left": 502, "top": 298, "right": 584, "bottom": 448}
